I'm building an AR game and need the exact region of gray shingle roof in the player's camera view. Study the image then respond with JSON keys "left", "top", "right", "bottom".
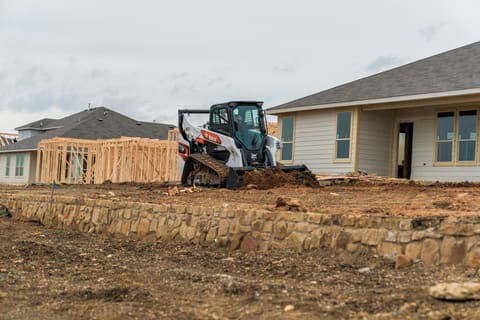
{"left": 0, "top": 107, "right": 175, "bottom": 153}
{"left": 15, "top": 118, "right": 58, "bottom": 131}
{"left": 269, "top": 41, "right": 480, "bottom": 112}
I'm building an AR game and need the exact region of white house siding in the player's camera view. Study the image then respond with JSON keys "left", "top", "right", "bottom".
{"left": 280, "top": 104, "right": 480, "bottom": 181}
{"left": 394, "top": 107, "right": 480, "bottom": 182}
{"left": 0, "top": 152, "right": 35, "bottom": 184}
{"left": 357, "top": 110, "right": 394, "bottom": 176}
{"left": 282, "top": 108, "right": 356, "bottom": 175}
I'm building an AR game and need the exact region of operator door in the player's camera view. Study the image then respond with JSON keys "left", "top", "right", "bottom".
{"left": 209, "top": 107, "right": 231, "bottom": 136}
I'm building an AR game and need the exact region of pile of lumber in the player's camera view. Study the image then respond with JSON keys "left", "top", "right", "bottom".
{"left": 315, "top": 172, "right": 410, "bottom": 185}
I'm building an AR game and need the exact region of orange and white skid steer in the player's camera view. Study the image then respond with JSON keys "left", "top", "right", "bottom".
{"left": 178, "top": 101, "right": 316, "bottom": 189}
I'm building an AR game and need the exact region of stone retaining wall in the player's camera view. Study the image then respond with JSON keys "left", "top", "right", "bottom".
{"left": 3, "top": 194, "right": 480, "bottom": 267}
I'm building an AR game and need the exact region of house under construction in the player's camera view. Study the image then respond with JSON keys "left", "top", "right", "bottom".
{"left": 0, "top": 107, "right": 178, "bottom": 184}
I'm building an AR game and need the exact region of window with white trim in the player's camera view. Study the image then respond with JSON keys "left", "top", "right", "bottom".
{"left": 335, "top": 111, "right": 352, "bottom": 160}
{"left": 280, "top": 116, "right": 294, "bottom": 161}
{"left": 15, "top": 154, "right": 25, "bottom": 177}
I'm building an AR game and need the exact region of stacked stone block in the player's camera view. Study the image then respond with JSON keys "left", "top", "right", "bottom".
{"left": 3, "top": 194, "right": 480, "bottom": 267}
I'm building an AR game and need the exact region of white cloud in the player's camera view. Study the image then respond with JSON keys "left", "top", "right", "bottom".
{"left": 365, "top": 56, "right": 409, "bottom": 73}
{"left": 273, "top": 65, "right": 296, "bottom": 74}
{"left": 419, "top": 23, "right": 448, "bottom": 42}
{"left": 0, "top": 0, "right": 479, "bottom": 132}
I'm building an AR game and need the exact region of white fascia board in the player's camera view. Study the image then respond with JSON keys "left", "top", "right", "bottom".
{"left": 0, "top": 149, "right": 37, "bottom": 154}
{"left": 15, "top": 126, "right": 63, "bottom": 131}
{"left": 268, "top": 87, "right": 480, "bottom": 114}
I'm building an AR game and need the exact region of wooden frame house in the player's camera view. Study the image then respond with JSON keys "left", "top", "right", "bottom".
{"left": 0, "top": 107, "right": 177, "bottom": 184}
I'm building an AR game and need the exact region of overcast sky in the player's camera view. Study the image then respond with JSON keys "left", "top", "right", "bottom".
{"left": 1, "top": 1, "right": 480, "bottom": 132}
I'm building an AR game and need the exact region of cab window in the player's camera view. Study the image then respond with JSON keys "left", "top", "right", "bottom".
{"left": 210, "top": 107, "right": 230, "bottom": 135}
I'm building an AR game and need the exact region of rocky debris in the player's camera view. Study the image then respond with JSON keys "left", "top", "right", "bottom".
{"left": 284, "top": 305, "right": 295, "bottom": 312}
{"left": 165, "top": 186, "right": 201, "bottom": 196}
{"left": 275, "top": 197, "right": 288, "bottom": 207}
{"left": 179, "top": 186, "right": 201, "bottom": 193}
{"left": 433, "top": 201, "right": 454, "bottom": 210}
{"left": 358, "top": 267, "right": 371, "bottom": 274}
{"left": 395, "top": 254, "right": 413, "bottom": 269}
{"left": 398, "top": 302, "right": 418, "bottom": 313}
{"left": 429, "top": 282, "right": 480, "bottom": 301}
{"left": 0, "top": 291, "right": 7, "bottom": 298}
{"left": 275, "top": 196, "right": 305, "bottom": 212}
{"left": 239, "top": 234, "right": 257, "bottom": 252}
{"left": 167, "top": 186, "right": 180, "bottom": 196}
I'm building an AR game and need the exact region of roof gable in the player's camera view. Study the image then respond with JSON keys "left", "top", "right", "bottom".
{"left": 269, "top": 41, "right": 480, "bottom": 113}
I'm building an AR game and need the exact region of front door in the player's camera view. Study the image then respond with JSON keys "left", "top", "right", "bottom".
{"left": 397, "top": 122, "right": 413, "bottom": 179}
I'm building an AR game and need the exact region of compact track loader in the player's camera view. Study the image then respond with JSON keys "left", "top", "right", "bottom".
{"left": 178, "top": 101, "right": 318, "bottom": 189}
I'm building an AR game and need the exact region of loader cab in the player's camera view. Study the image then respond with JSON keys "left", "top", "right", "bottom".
{"left": 232, "top": 105, "right": 265, "bottom": 150}
{"left": 209, "top": 101, "right": 268, "bottom": 166}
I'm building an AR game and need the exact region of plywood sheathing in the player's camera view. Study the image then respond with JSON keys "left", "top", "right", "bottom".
{"left": 36, "top": 130, "right": 179, "bottom": 184}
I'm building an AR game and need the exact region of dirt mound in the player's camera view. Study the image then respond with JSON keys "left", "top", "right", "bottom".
{"left": 242, "top": 168, "right": 320, "bottom": 190}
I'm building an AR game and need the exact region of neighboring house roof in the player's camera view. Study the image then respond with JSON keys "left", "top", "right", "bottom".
{"left": 269, "top": 41, "right": 480, "bottom": 113}
{"left": 0, "top": 107, "right": 175, "bottom": 153}
{"left": 15, "top": 118, "right": 58, "bottom": 131}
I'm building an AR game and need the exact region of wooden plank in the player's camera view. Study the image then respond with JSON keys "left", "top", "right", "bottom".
{"left": 35, "top": 146, "right": 42, "bottom": 182}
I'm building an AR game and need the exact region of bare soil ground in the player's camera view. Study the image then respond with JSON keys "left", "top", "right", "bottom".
{"left": 1, "top": 218, "right": 480, "bottom": 320}
{"left": 3, "top": 180, "right": 480, "bottom": 218}
{"left": 2, "top": 182, "right": 480, "bottom": 319}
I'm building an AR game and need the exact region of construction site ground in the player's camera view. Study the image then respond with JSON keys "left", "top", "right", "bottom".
{"left": 3, "top": 177, "right": 480, "bottom": 218}
{"left": 1, "top": 180, "right": 480, "bottom": 319}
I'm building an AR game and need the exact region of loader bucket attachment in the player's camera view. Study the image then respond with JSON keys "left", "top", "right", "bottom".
{"left": 226, "top": 165, "right": 320, "bottom": 190}
{"left": 226, "top": 168, "right": 243, "bottom": 190}
{"left": 278, "top": 164, "right": 309, "bottom": 172}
